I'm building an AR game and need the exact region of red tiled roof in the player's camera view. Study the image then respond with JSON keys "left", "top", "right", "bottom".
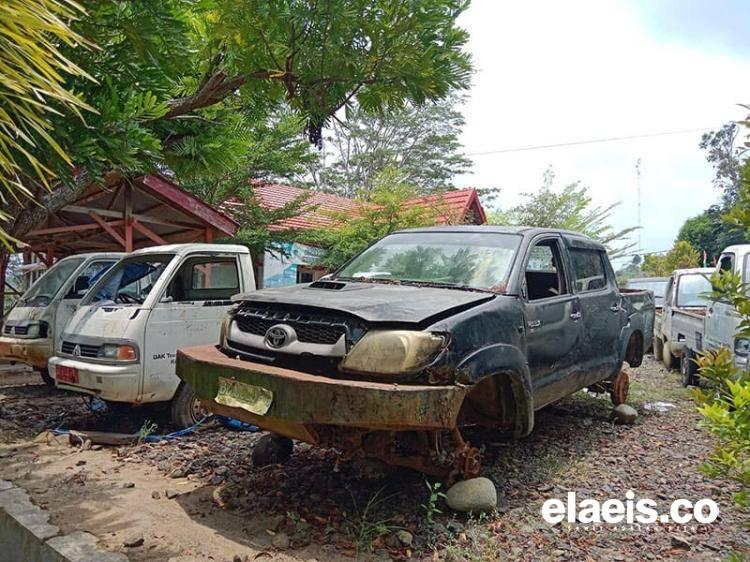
{"left": 222, "top": 183, "right": 486, "bottom": 231}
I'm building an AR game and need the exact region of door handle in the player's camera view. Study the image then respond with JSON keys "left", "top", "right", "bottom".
{"left": 528, "top": 320, "right": 541, "bottom": 328}
{"left": 570, "top": 311, "right": 582, "bottom": 320}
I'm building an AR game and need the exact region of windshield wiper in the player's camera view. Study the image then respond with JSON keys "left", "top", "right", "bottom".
{"left": 331, "top": 276, "right": 492, "bottom": 293}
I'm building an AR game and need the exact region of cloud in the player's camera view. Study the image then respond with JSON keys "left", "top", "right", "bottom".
{"left": 456, "top": 0, "right": 750, "bottom": 256}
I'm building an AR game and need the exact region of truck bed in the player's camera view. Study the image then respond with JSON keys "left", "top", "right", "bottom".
{"left": 672, "top": 308, "right": 706, "bottom": 353}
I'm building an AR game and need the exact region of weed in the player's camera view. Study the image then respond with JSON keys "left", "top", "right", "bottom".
{"left": 422, "top": 479, "right": 447, "bottom": 524}
{"left": 137, "top": 419, "right": 158, "bottom": 444}
{"left": 347, "top": 488, "right": 398, "bottom": 552}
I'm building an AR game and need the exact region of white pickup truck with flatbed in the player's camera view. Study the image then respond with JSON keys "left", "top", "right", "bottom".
{"left": 653, "top": 267, "right": 713, "bottom": 375}
{"left": 48, "top": 243, "right": 255, "bottom": 426}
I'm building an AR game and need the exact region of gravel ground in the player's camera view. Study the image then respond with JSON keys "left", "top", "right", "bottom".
{"left": 1, "top": 357, "right": 748, "bottom": 561}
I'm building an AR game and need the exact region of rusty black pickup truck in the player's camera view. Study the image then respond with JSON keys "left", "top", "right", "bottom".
{"left": 177, "top": 226, "right": 654, "bottom": 480}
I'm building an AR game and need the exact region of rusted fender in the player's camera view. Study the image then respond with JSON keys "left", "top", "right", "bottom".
{"left": 176, "top": 345, "right": 469, "bottom": 432}
{"left": 0, "top": 337, "right": 52, "bottom": 369}
{"left": 455, "top": 343, "right": 534, "bottom": 437}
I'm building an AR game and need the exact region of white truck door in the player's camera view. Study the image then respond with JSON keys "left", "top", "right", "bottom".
{"left": 705, "top": 253, "right": 738, "bottom": 350}
{"left": 142, "top": 254, "right": 242, "bottom": 402}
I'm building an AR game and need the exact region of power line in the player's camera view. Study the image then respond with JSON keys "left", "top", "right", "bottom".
{"left": 467, "top": 127, "right": 713, "bottom": 157}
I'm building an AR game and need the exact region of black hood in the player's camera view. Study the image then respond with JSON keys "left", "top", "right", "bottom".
{"left": 235, "top": 281, "right": 496, "bottom": 324}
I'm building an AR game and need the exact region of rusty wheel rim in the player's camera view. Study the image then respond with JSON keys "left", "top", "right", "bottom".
{"left": 610, "top": 371, "right": 630, "bottom": 405}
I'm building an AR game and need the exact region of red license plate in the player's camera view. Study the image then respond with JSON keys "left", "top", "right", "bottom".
{"left": 56, "top": 365, "right": 79, "bottom": 384}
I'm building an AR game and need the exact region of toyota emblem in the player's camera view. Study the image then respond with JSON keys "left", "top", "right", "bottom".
{"left": 73, "top": 344, "right": 81, "bottom": 357}
{"left": 264, "top": 325, "right": 293, "bottom": 349}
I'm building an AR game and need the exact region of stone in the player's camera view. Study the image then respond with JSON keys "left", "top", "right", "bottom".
{"left": 538, "top": 484, "right": 554, "bottom": 493}
{"left": 123, "top": 531, "right": 144, "bottom": 547}
{"left": 272, "top": 531, "right": 290, "bottom": 549}
{"left": 612, "top": 404, "right": 638, "bottom": 425}
{"left": 445, "top": 477, "right": 497, "bottom": 513}
{"left": 671, "top": 535, "right": 691, "bottom": 550}
{"left": 122, "top": 482, "right": 135, "bottom": 489}
{"left": 165, "top": 489, "right": 180, "bottom": 499}
{"left": 395, "top": 530, "right": 413, "bottom": 546}
{"left": 151, "top": 490, "right": 161, "bottom": 499}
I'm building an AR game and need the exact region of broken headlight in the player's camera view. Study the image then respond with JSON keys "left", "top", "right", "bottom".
{"left": 20, "top": 321, "right": 48, "bottom": 338}
{"left": 339, "top": 331, "right": 446, "bottom": 376}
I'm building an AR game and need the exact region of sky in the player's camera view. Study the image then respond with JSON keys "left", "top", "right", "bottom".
{"left": 456, "top": 0, "right": 750, "bottom": 263}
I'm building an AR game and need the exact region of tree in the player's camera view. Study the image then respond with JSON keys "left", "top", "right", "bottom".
{"left": 0, "top": 0, "right": 94, "bottom": 246}
{"left": 677, "top": 206, "right": 744, "bottom": 265}
{"left": 489, "top": 168, "right": 636, "bottom": 257}
{"left": 310, "top": 97, "right": 471, "bottom": 197}
{"left": 4, "top": 0, "right": 473, "bottom": 245}
{"left": 641, "top": 241, "right": 700, "bottom": 277}
{"left": 309, "top": 169, "right": 439, "bottom": 269}
{"left": 699, "top": 123, "right": 746, "bottom": 207}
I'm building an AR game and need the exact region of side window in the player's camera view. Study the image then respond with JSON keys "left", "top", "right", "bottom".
{"left": 570, "top": 249, "right": 608, "bottom": 292}
{"left": 719, "top": 254, "right": 734, "bottom": 273}
{"left": 167, "top": 257, "right": 240, "bottom": 302}
{"left": 65, "top": 260, "right": 116, "bottom": 299}
{"left": 524, "top": 239, "right": 568, "bottom": 301}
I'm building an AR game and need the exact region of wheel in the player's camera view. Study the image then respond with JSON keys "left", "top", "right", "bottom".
{"left": 662, "top": 340, "right": 678, "bottom": 370}
{"left": 252, "top": 433, "right": 294, "bottom": 467}
{"left": 170, "top": 384, "right": 210, "bottom": 428}
{"left": 680, "top": 350, "right": 699, "bottom": 387}
{"left": 39, "top": 368, "right": 54, "bottom": 386}
{"left": 653, "top": 337, "right": 663, "bottom": 361}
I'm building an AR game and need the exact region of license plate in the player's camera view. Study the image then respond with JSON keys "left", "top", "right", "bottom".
{"left": 215, "top": 377, "right": 273, "bottom": 416}
{"left": 56, "top": 365, "right": 79, "bottom": 384}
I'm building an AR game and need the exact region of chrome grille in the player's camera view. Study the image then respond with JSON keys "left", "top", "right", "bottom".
{"left": 3, "top": 325, "right": 11, "bottom": 335}
{"left": 14, "top": 325, "right": 28, "bottom": 336}
{"left": 61, "top": 340, "right": 101, "bottom": 358}
{"left": 233, "top": 304, "right": 364, "bottom": 345}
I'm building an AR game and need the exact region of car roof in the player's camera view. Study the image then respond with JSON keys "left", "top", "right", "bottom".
{"left": 393, "top": 225, "right": 605, "bottom": 249}
{"left": 127, "top": 243, "right": 249, "bottom": 256}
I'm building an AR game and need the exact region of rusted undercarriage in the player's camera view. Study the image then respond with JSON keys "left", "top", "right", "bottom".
{"left": 177, "top": 345, "right": 485, "bottom": 481}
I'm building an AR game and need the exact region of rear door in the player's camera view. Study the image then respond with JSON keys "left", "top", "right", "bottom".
{"left": 143, "top": 254, "right": 241, "bottom": 402}
{"left": 568, "top": 244, "right": 622, "bottom": 383}
{"left": 522, "top": 236, "right": 583, "bottom": 408}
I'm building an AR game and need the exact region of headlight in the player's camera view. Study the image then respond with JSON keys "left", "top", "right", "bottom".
{"left": 98, "top": 343, "right": 138, "bottom": 361}
{"left": 21, "top": 321, "right": 48, "bottom": 338}
{"left": 735, "top": 338, "right": 750, "bottom": 357}
{"left": 339, "top": 331, "right": 446, "bottom": 375}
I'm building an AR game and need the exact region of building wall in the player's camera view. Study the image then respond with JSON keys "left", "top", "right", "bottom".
{"left": 262, "top": 243, "right": 326, "bottom": 288}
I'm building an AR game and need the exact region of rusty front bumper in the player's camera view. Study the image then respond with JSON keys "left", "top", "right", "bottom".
{"left": 0, "top": 336, "right": 52, "bottom": 369}
{"left": 176, "top": 345, "right": 467, "bottom": 443}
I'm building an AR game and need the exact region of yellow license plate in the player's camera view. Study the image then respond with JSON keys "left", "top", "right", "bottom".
{"left": 215, "top": 377, "right": 273, "bottom": 416}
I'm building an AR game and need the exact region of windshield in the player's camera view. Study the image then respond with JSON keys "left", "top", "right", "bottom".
{"left": 334, "top": 232, "right": 521, "bottom": 291}
{"left": 85, "top": 254, "right": 174, "bottom": 305}
{"left": 22, "top": 257, "right": 85, "bottom": 307}
{"left": 676, "top": 273, "right": 712, "bottom": 307}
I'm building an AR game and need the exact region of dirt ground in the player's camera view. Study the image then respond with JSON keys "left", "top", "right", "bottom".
{"left": 0, "top": 357, "right": 748, "bottom": 561}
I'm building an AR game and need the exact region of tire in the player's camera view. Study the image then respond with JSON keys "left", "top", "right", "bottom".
{"left": 662, "top": 340, "right": 677, "bottom": 370}
{"left": 653, "top": 337, "right": 663, "bottom": 361}
{"left": 170, "top": 384, "right": 210, "bottom": 428}
{"left": 680, "top": 350, "right": 698, "bottom": 387}
{"left": 39, "top": 368, "right": 55, "bottom": 386}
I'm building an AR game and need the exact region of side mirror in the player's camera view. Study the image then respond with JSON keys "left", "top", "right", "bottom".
{"left": 74, "top": 276, "right": 90, "bottom": 294}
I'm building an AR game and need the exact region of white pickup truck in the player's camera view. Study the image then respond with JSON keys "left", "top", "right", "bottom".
{"left": 48, "top": 244, "right": 255, "bottom": 426}
{"left": 662, "top": 245, "right": 750, "bottom": 386}
{"left": 653, "top": 267, "right": 713, "bottom": 375}
{"left": 0, "top": 252, "right": 123, "bottom": 383}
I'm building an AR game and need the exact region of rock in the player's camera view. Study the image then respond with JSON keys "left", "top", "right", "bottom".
{"left": 169, "top": 468, "right": 187, "bottom": 479}
{"left": 266, "top": 514, "right": 286, "bottom": 531}
{"left": 272, "top": 532, "right": 290, "bottom": 549}
{"left": 671, "top": 535, "right": 691, "bottom": 550}
{"left": 445, "top": 477, "right": 497, "bottom": 513}
{"left": 122, "top": 482, "right": 135, "bottom": 489}
{"left": 165, "top": 489, "right": 180, "bottom": 499}
{"left": 76, "top": 460, "right": 87, "bottom": 466}
{"left": 612, "top": 404, "right": 638, "bottom": 425}
{"left": 395, "top": 530, "right": 413, "bottom": 546}
{"left": 151, "top": 491, "right": 160, "bottom": 500}
{"left": 252, "top": 434, "right": 294, "bottom": 467}
{"left": 123, "top": 532, "right": 144, "bottom": 548}
{"left": 538, "top": 484, "right": 554, "bottom": 493}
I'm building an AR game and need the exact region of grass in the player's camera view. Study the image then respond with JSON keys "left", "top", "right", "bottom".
{"left": 347, "top": 488, "right": 399, "bottom": 553}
